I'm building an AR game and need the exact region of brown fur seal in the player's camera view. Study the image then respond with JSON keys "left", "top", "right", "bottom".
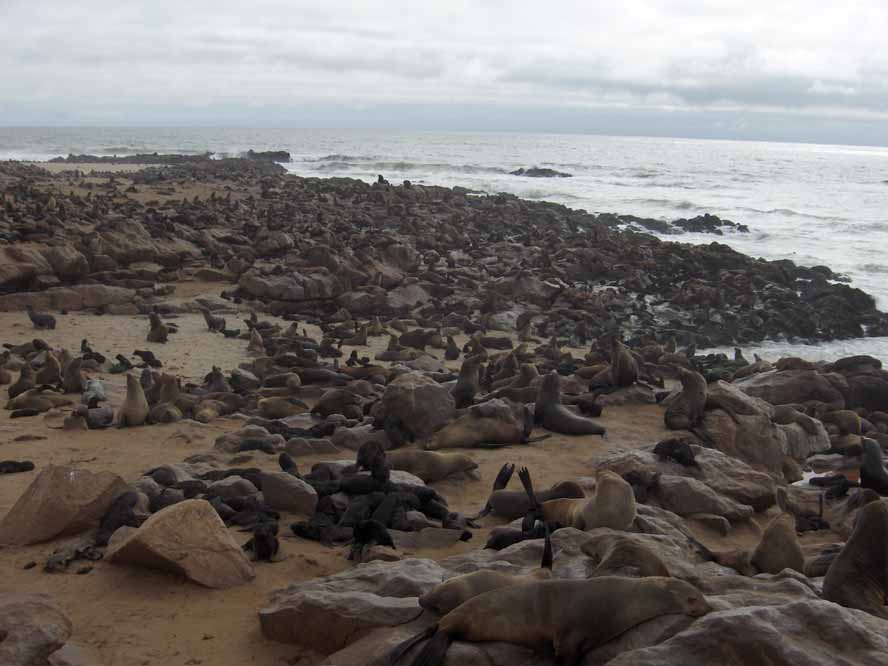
{"left": 391, "top": 577, "right": 710, "bottom": 666}
{"left": 7, "top": 365, "right": 35, "bottom": 399}
{"left": 450, "top": 355, "right": 482, "bottom": 409}
{"left": 771, "top": 404, "right": 821, "bottom": 435}
{"left": 61, "top": 357, "right": 84, "bottom": 394}
{"left": 823, "top": 498, "right": 888, "bottom": 619}
{"left": 149, "top": 402, "right": 183, "bottom": 423}
{"left": 860, "top": 438, "right": 888, "bottom": 495}
{"left": 117, "top": 373, "right": 149, "bottom": 427}
{"left": 822, "top": 409, "right": 862, "bottom": 435}
{"left": 490, "top": 480, "right": 586, "bottom": 521}
{"left": 610, "top": 338, "right": 638, "bottom": 388}
{"left": 258, "top": 396, "right": 308, "bottom": 419}
{"left": 35, "top": 351, "right": 62, "bottom": 385}
{"left": 444, "top": 336, "right": 460, "bottom": 361}
{"left": 537, "top": 470, "right": 636, "bottom": 531}
{"left": 63, "top": 406, "right": 89, "bottom": 431}
{"left": 534, "top": 371, "right": 606, "bottom": 437}
{"left": 664, "top": 367, "right": 706, "bottom": 431}
{"left": 5, "top": 387, "right": 73, "bottom": 413}
{"left": 247, "top": 328, "right": 265, "bottom": 354}
{"left": 713, "top": 488, "right": 804, "bottom": 575}
{"left": 386, "top": 450, "right": 478, "bottom": 483}
{"left": 429, "top": 399, "right": 531, "bottom": 450}
{"left": 157, "top": 373, "right": 180, "bottom": 404}
{"left": 581, "top": 532, "right": 671, "bottom": 578}
{"left": 419, "top": 528, "right": 553, "bottom": 615}
{"left": 147, "top": 313, "right": 169, "bottom": 343}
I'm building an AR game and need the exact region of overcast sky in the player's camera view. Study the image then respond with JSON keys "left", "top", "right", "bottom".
{"left": 2, "top": 0, "right": 887, "bottom": 144}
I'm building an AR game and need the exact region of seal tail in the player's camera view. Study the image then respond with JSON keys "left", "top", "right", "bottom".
{"left": 540, "top": 523, "right": 553, "bottom": 570}
{"left": 386, "top": 626, "right": 437, "bottom": 666}
{"left": 410, "top": 631, "right": 452, "bottom": 666}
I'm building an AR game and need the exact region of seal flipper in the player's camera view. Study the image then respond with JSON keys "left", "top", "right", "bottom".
{"left": 468, "top": 462, "right": 515, "bottom": 520}
{"left": 386, "top": 625, "right": 437, "bottom": 666}
{"left": 518, "top": 466, "right": 543, "bottom": 531}
{"left": 410, "top": 631, "right": 452, "bottom": 666}
{"left": 541, "top": 523, "right": 553, "bottom": 570}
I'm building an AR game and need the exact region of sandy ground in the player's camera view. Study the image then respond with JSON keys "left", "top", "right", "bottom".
{"left": 0, "top": 283, "right": 836, "bottom": 665}
{"left": 26, "top": 162, "right": 158, "bottom": 175}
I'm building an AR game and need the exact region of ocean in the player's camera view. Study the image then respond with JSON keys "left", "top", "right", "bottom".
{"left": 1, "top": 127, "right": 886, "bottom": 361}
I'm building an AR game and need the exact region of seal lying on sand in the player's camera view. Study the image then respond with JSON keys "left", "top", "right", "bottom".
{"left": 535, "top": 371, "right": 606, "bottom": 437}
{"left": 385, "top": 450, "right": 478, "bottom": 483}
{"left": 522, "top": 468, "right": 636, "bottom": 531}
{"left": 469, "top": 463, "right": 585, "bottom": 520}
{"left": 388, "top": 577, "right": 710, "bottom": 666}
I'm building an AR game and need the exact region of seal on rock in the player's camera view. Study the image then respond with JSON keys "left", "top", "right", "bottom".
{"left": 527, "top": 469, "right": 636, "bottom": 531}
{"left": 582, "top": 532, "right": 671, "bottom": 578}
{"left": 418, "top": 527, "right": 553, "bottom": 615}
{"left": 117, "top": 373, "right": 150, "bottom": 427}
{"left": 610, "top": 338, "right": 638, "bottom": 388}
{"left": 390, "top": 577, "right": 710, "bottom": 666}
{"left": 534, "top": 371, "right": 606, "bottom": 437}
{"left": 450, "top": 355, "right": 482, "bottom": 409}
{"left": 823, "top": 498, "right": 888, "bottom": 619}
{"left": 860, "top": 438, "right": 888, "bottom": 495}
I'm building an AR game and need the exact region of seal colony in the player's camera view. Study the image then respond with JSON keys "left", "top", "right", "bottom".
{"left": 2, "top": 157, "right": 888, "bottom": 665}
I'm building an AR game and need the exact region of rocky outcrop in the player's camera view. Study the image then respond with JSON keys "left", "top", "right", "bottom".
{"left": 736, "top": 370, "right": 845, "bottom": 409}
{"left": 261, "top": 471, "right": 318, "bottom": 514}
{"left": 260, "top": 559, "right": 445, "bottom": 652}
{"left": 0, "top": 465, "right": 128, "bottom": 546}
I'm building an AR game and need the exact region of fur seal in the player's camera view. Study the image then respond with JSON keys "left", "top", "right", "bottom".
{"left": 117, "top": 373, "right": 150, "bottom": 427}
{"left": 823, "top": 498, "right": 888, "bottom": 619}
{"left": 653, "top": 437, "right": 698, "bottom": 467}
{"left": 201, "top": 307, "right": 226, "bottom": 332}
{"left": 390, "top": 577, "right": 710, "bottom": 666}
{"left": 247, "top": 328, "right": 266, "bottom": 354}
{"left": 450, "top": 355, "right": 482, "bottom": 409}
{"left": 713, "top": 488, "right": 804, "bottom": 575}
{"left": 7, "top": 365, "right": 35, "bottom": 399}
{"left": 610, "top": 338, "right": 638, "bottom": 388}
{"left": 258, "top": 397, "right": 308, "bottom": 419}
{"left": 476, "top": 476, "right": 585, "bottom": 522}
{"left": 5, "top": 388, "right": 73, "bottom": 413}
{"left": 419, "top": 528, "right": 553, "bottom": 615}
{"left": 860, "top": 438, "right": 888, "bottom": 495}
{"left": 243, "top": 522, "right": 280, "bottom": 562}
{"left": 534, "top": 371, "right": 606, "bottom": 437}
{"left": 35, "top": 351, "right": 62, "bottom": 385}
{"left": 429, "top": 399, "right": 531, "bottom": 450}
{"left": 771, "top": 404, "right": 821, "bottom": 435}
{"left": 147, "top": 312, "right": 169, "bottom": 343}
{"left": 581, "top": 532, "right": 671, "bottom": 578}
{"left": 663, "top": 367, "right": 706, "bottom": 431}
{"left": 26, "top": 304, "right": 56, "bottom": 329}
{"left": 385, "top": 450, "right": 478, "bottom": 483}
{"left": 59, "top": 357, "right": 83, "bottom": 394}
{"left": 529, "top": 469, "right": 636, "bottom": 531}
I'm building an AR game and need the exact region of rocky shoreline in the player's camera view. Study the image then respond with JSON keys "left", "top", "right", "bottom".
{"left": 1, "top": 157, "right": 888, "bottom": 665}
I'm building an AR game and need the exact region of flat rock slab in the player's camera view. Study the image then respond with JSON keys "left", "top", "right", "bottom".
{"left": 0, "top": 465, "right": 128, "bottom": 546}
{"left": 107, "top": 499, "right": 255, "bottom": 589}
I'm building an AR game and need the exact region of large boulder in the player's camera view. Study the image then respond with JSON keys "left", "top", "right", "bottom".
{"left": 607, "top": 600, "right": 888, "bottom": 666}
{"left": 702, "top": 411, "right": 786, "bottom": 475}
{"left": 735, "top": 370, "right": 845, "bottom": 409}
{"left": 261, "top": 472, "right": 318, "bottom": 514}
{"left": 0, "top": 284, "right": 136, "bottom": 312}
{"left": 379, "top": 372, "right": 455, "bottom": 440}
{"left": 0, "top": 594, "right": 73, "bottom": 666}
{"left": 777, "top": 421, "right": 830, "bottom": 459}
{"left": 843, "top": 371, "right": 888, "bottom": 412}
{"left": 107, "top": 499, "right": 255, "bottom": 589}
{"left": 260, "top": 559, "right": 445, "bottom": 652}
{"left": 654, "top": 475, "right": 754, "bottom": 522}
{"left": 0, "top": 246, "right": 53, "bottom": 291}
{"left": 42, "top": 245, "right": 89, "bottom": 281}
{"left": 0, "top": 465, "right": 128, "bottom": 546}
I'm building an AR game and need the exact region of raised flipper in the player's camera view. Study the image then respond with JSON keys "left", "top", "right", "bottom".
{"left": 519, "top": 466, "right": 544, "bottom": 532}
{"left": 541, "top": 523, "right": 553, "bottom": 570}
{"left": 467, "top": 462, "right": 514, "bottom": 520}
